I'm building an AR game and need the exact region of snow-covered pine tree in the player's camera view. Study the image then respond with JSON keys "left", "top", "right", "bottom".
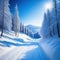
{"left": 21, "top": 24, "right": 24, "bottom": 33}
{"left": 40, "top": 12, "right": 50, "bottom": 38}
{"left": 25, "top": 27, "right": 29, "bottom": 35}
{"left": 13, "top": 5, "right": 20, "bottom": 36}
{"left": 40, "top": 13, "right": 46, "bottom": 38}
{"left": 53, "top": 0, "right": 60, "bottom": 37}
{"left": 24, "top": 26, "right": 28, "bottom": 35}
{"left": 20, "top": 22, "right": 22, "bottom": 32}
{"left": 27, "top": 29, "right": 30, "bottom": 36}
{"left": 24, "top": 27, "right": 26, "bottom": 34}
{"left": 0, "top": 0, "right": 4, "bottom": 36}
{"left": 28, "top": 30, "right": 31, "bottom": 37}
{"left": 23, "top": 25, "right": 25, "bottom": 33}
{"left": 56, "top": 0, "right": 60, "bottom": 37}
{"left": 0, "top": 0, "right": 12, "bottom": 36}
{"left": 47, "top": 10, "right": 52, "bottom": 37}
{"left": 50, "top": 7, "right": 58, "bottom": 37}
{"left": 4, "top": 0, "right": 12, "bottom": 31}
{"left": 23, "top": 25, "right": 25, "bottom": 34}
{"left": 26, "top": 28, "right": 29, "bottom": 35}
{"left": 44, "top": 8, "right": 58, "bottom": 37}
{"left": 49, "top": 7, "right": 55, "bottom": 36}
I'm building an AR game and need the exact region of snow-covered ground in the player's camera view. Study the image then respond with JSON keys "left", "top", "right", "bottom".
{"left": 39, "top": 37, "right": 60, "bottom": 60}
{"left": 0, "top": 31, "right": 60, "bottom": 60}
{"left": 0, "top": 31, "right": 49, "bottom": 60}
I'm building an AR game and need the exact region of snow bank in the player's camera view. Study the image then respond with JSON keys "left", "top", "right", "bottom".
{"left": 39, "top": 37, "right": 60, "bottom": 60}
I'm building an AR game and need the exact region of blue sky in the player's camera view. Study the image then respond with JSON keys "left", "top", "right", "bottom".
{"left": 9, "top": 0, "right": 52, "bottom": 27}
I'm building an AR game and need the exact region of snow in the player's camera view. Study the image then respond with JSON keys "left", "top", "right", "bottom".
{"left": 0, "top": 0, "right": 12, "bottom": 31}
{"left": 12, "top": 5, "right": 20, "bottom": 33}
{"left": 0, "top": 30, "right": 60, "bottom": 60}
{"left": 0, "top": 46, "right": 38, "bottom": 60}
{"left": 39, "top": 1, "right": 60, "bottom": 59}
{"left": 39, "top": 37, "right": 60, "bottom": 60}
{"left": 0, "top": 31, "right": 50, "bottom": 60}
{"left": 0, "top": 0, "right": 60, "bottom": 60}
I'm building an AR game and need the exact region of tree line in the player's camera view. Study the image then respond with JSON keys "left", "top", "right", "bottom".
{"left": 0, "top": 0, "right": 35, "bottom": 38}
{"left": 40, "top": 0, "right": 60, "bottom": 38}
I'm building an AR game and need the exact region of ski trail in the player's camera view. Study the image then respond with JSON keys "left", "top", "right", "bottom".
{"left": 0, "top": 42, "right": 49, "bottom": 60}
{"left": 0, "top": 45, "right": 37, "bottom": 60}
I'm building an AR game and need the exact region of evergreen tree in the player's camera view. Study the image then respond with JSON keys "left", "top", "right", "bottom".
{"left": 0, "top": 0, "right": 12, "bottom": 36}
{"left": 26, "top": 28, "right": 29, "bottom": 35}
{"left": 4, "top": 0, "right": 12, "bottom": 31}
{"left": 53, "top": 0, "right": 60, "bottom": 37}
{"left": 40, "top": 13, "right": 50, "bottom": 38}
{"left": 13, "top": 5, "right": 20, "bottom": 36}
{"left": 56, "top": 0, "right": 60, "bottom": 37}
{"left": 20, "top": 22, "right": 22, "bottom": 32}
{"left": 50, "top": 8, "right": 56, "bottom": 36}
{"left": 47, "top": 10, "right": 52, "bottom": 37}
{"left": 0, "top": 0, "right": 4, "bottom": 36}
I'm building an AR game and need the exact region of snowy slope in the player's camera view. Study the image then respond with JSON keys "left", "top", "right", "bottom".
{"left": 2, "top": 30, "right": 60, "bottom": 60}
{"left": 0, "top": 31, "right": 36, "bottom": 60}
{"left": 39, "top": 37, "right": 60, "bottom": 60}
{"left": 0, "top": 31, "right": 60, "bottom": 60}
{"left": 0, "top": 31, "right": 33, "bottom": 57}
{"left": 0, "top": 31, "right": 50, "bottom": 60}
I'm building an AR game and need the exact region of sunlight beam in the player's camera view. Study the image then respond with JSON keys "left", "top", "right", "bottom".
{"left": 45, "top": 2, "right": 53, "bottom": 10}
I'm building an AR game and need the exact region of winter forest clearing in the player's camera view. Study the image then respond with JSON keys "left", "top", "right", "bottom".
{"left": 0, "top": 0, "right": 60, "bottom": 60}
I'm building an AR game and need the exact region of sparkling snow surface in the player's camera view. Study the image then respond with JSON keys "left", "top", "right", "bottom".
{"left": 0, "top": 32, "right": 50, "bottom": 60}
{"left": 0, "top": 32, "right": 60, "bottom": 60}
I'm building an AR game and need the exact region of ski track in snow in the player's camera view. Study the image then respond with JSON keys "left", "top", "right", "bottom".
{"left": 0, "top": 33, "right": 49, "bottom": 60}
{"left": 0, "top": 42, "right": 49, "bottom": 60}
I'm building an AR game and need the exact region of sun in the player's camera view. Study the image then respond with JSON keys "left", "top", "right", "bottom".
{"left": 45, "top": 2, "right": 53, "bottom": 10}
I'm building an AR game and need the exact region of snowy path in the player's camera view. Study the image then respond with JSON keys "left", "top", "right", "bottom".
{"left": 0, "top": 32, "right": 49, "bottom": 60}
{"left": 0, "top": 42, "right": 49, "bottom": 60}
